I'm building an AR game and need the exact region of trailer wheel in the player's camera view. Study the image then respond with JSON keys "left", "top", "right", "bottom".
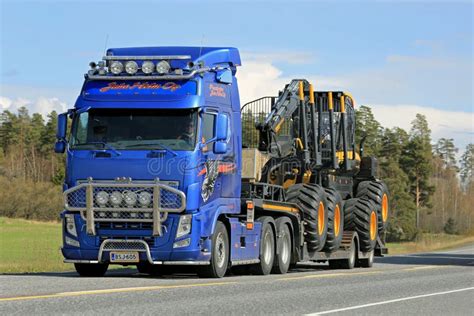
{"left": 344, "top": 198, "right": 379, "bottom": 252}
{"left": 286, "top": 183, "right": 328, "bottom": 252}
{"left": 323, "top": 188, "right": 344, "bottom": 252}
{"left": 271, "top": 219, "right": 292, "bottom": 274}
{"left": 329, "top": 239, "right": 357, "bottom": 269}
{"left": 357, "top": 180, "right": 389, "bottom": 233}
{"left": 74, "top": 263, "right": 108, "bottom": 277}
{"left": 358, "top": 250, "right": 374, "bottom": 268}
{"left": 250, "top": 218, "right": 275, "bottom": 275}
{"left": 198, "top": 221, "right": 229, "bottom": 278}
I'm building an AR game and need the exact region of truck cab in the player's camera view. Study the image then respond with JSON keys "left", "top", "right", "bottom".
{"left": 58, "top": 47, "right": 247, "bottom": 276}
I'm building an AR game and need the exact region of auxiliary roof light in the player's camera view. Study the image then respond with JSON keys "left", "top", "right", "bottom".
{"left": 110, "top": 61, "right": 124, "bottom": 75}
{"left": 125, "top": 61, "right": 139, "bottom": 75}
{"left": 141, "top": 61, "right": 155, "bottom": 74}
{"left": 156, "top": 60, "right": 171, "bottom": 74}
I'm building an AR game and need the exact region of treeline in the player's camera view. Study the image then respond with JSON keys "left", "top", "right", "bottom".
{"left": 0, "top": 106, "right": 473, "bottom": 241}
{"left": 0, "top": 107, "right": 64, "bottom": 220}
{"left": 355, "top": 106, "right": 474, "bottom": 240}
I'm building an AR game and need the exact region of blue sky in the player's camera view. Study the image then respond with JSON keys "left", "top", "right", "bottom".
{"left": 0, "top": 0, "right": 472, "bottom": 148}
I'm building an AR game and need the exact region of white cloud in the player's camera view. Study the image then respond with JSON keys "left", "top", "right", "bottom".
{"left": 0, "top": 96, "right": 68, "bottom": 117}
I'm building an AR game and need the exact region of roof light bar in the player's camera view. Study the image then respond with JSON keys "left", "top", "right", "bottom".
{"left": 103, "top": 55, "right": 191, "bottom": 61}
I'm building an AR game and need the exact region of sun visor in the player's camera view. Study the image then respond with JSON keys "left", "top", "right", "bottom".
{"left": 82, "top": 80, "right": 198, "bottom": 101}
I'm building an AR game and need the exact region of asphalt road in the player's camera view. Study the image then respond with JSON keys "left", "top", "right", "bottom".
{"left": 1, "top": 244, "right": 473, "bottom": 315}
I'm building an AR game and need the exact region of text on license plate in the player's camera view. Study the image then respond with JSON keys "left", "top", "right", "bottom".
{"left": 110, "top": 251, "right": 139, "bottom": 263}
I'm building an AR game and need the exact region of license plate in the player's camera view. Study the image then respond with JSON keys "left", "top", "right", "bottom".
{"left": 110, "top": 251, "right": 139, "bottom": 263}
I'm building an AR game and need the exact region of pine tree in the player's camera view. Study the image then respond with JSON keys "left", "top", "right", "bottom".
{"left": 460, "top": 144, "right": 474, "bottom": 187}
{"left": 434, "top": 138, "right": 458, "bottom": 170}
{"left": 355, "top": 105, "right": 382, "bottom": 157}
{"left": 401, "top": 114, "right": 435, "bottom": 229}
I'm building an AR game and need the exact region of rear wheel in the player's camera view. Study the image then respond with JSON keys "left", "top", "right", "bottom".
{"left": 198, "top": 221, "right": 229, "bottom": 278}
{"left": 329, "top": 239, "right": 356, "bottom": 269}
{"left": 357, "top": 180, "right": 389, "bottom": 233}
{"left": 323, "top": 188, "right": 343, "bottom": 252}
{"left": 286, "top": 184, "right": 328, "bottom": 252}
{"left": 250, "top": 218, "right": 275, "bottom": 275}
{"left": 271, "top": 219, "right": 292, "bottom": 274}
{"left": 344, "top": 198, "right": 379, "bottom": 252}
{"left": 74, "top": 263, "right": 108, "bottom": 277}
{"left": 358, "top": 250, "right": 374, "bottom": 268}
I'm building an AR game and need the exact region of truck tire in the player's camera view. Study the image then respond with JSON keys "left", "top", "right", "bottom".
{"left": 286, "top": 183, "right": 328, "bottom": 252}
{"left": 357, "top": 180, "right": 389, "bottom": 233}
{"left": 323, "top": 188, "right": 343, "bottom": 252}
{"left": 74, "top": 263, "right": 108, "bottom": 277}
{"left": 328, "top": 239, "right": 357, "bottom": 269}
{"left": 250, "top": 217, "right": 275, "bottom": 275}
{"left": 198, "top": 221, "right": 229, "bottom": 278}
{"left": 344, "top": 198, "right": 379, "bottom": 252}
{"left": 358, "top": 249, "right": 374, "bottom": 268}
{"left": 271, "top": 219, "right": 292, "bottom": 274}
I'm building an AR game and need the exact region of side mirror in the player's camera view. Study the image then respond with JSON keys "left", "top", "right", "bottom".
{"left": 214, "top": 141, "right": 227, "bottom": 154}
{"left": 57, "top": 113, "right": 68, "bottom": 139}
{"left": 216, "top": 69, "right": 233, "bottom": 84}
{"left": 216, "top": 113, "right": 228, "bottom": 141}
{"left": 54, "top": 140, "right": 66, "bottom": 153}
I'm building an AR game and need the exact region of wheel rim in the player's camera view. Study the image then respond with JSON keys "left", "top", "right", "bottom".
{"left": 349, "top": 241, "right": 356, "bottom": 266}
{"left": 370, "top": 211, "right": 377, "bottom": 240}
{"left": 318, "top": 201, "right": 325, "bottom": 235}
{"left": 215, "top": 232, "right": 226, "bottom": 268}
{"left": 281, "top": 231, "right": 290, "bottom": 264}
{"left": 334, "top": 204, "right": 341, "bottom": 237}
{"left": 382, "top": 194, "right": 388, "bottom": 223}
{"left": 263, "top": 231, "right": 273, "bottom": 265}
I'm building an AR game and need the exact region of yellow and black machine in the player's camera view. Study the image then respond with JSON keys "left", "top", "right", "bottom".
{"left": 240, "top": 79, "right": 388, "bottom": 271}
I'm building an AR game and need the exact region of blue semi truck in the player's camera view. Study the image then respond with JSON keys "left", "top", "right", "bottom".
{"left": 56, "top": 47, "right": 388, "bottom": 278}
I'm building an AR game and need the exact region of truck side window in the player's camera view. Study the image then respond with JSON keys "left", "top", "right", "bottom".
{"left": 202, "top": 113, "right": 216, "bottom": 143}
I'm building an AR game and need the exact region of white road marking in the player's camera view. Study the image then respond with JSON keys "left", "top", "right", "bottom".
{"left": 307, "top": 287, "right": 474, "bottom": 315}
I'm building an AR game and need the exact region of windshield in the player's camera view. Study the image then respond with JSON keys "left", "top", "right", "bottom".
{"left": 70, "top": 108, "right": 198, "bottom": 151}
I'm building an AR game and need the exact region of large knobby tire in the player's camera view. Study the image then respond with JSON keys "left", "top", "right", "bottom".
{"left": 74, "top": 263, "right": 108, "bottom": 277}
{"left": 250, "top": 217, "right": 275, "bottom": 275}
{"left": 344, "top": 198, "right": 379, "bottom": 252}
{"left": 286, "top": 183, "right": 328, "bottom": 252}
{"left": 323, "top": 188, "right": 344, "bottom": 252}
{"left": 357, "top": 180, "right": 389, "bottom": 233}
{"left": 271, "top": 218, "right": 292, "bottom": 274}
{"left": 198, "top": 221, "right": 229, "bottom": 278}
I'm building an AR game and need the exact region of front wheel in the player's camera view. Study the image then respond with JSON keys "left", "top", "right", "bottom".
{"left": 74, "top": 263, "right": 108, "bottom": 277}
{"left": 198, "top": 221, "right": 229, "bottom": 278}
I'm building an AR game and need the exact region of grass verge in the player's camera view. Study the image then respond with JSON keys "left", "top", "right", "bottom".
{"left": 0, "top": 217, "right": 68, "bottom": 273}
{"left": 386, "top": 233, "right": 474, "bottom": 255}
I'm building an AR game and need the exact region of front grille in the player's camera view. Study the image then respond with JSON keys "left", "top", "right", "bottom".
{"left": 63, "top": 179, "right": 185, "bottom": 236}
{"left": 99, "top": 237, "right": 154, "bottom": 249}
{"left": 97, "top": 222, "right": 153, "bottom": 230}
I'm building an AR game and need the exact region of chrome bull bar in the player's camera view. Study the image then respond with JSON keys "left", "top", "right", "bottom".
{"left": 64, "top": 178, "right": 186, "bottom": 236}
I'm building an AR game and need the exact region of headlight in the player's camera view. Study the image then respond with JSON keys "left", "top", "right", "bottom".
{"left": 65, "top": 236, "right": 80, "bottom": 247}
{"left": 156, "top": 60, "right": 170, "bottom": 74}
{"left": 110, "top": 191, "right": 123, "bottom": 206}
{"left": 138, "top": 191, "right": 151, "bottom": 206}
{"left": 65, "top": 214, "right": 77, "bottom": 237}
{"left": 141, "top": 61, "right": 154, "bottom": 74}
{"left": 176, "top": 214, "right": 192, "bottom": 238}
{"left": 95, "top": 191, "right": 109, "bottom": 207}
{"left": 110, "top": 61, "right": 123, "bottom": 74}
{"left": 124, "top": 191, "right": 137, "bottom": 206}
{"left": 125, "top": 61, "right": 138, "bottom": 75}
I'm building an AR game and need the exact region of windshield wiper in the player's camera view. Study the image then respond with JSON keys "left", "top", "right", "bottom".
{"left": 75, "top": 141, "right": 121, "bottom": 156}
{"left": 125, "top": 142, "right": 178, "bottom": 156}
